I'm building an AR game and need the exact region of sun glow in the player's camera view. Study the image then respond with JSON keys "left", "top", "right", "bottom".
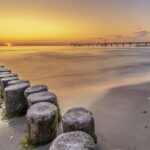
{"left": 0, "top": 0, "right": 149, "bottom": 45}
{"left": 0, "top": 16, "right": 88, "bottom": 41}
{"left": 6, "top": 43, "right": 12, "bottom": 47}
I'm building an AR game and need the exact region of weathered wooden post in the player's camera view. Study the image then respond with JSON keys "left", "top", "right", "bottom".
{"left": 0, "top": 73, "right": 18, "bottom": 81}
{"left": 4, "top": 83, "right": 30, "bottom": 118}
{"left": 26, "top": 102, "right": 58, "bottom": 145}
{"left": 24, "top": 85, "right": 48, "bottom": 99}
{"left": 8, "top": 79, "right": 29, "bottom": 86}
{"left": 0, "top": 68, "right": 11, "bottom": 73}
{"left": 0, "top": 72, "right": 18, "bottom": 86}
{"left": 27, "top": 91, "right": 58, "bottom": 107}
{"left": 1, "top": 77, "right": 18, "bottom": 91}
{"left": 27, "top": 91, "right": 61, "bottom": 121}
{"left": 0, "top": 66, "right": 4, "bottom": 68}
{"left": 0, "top": 72, "right": 10, "bottom": 75}
{"left": 0, "top": 72, "right": 13, "bottom": 98}
{"left": 62, "top": 107, "right": 97, "bottom": 143}
{"left": 49, "top": 131, "right": 95, "bottom": 150}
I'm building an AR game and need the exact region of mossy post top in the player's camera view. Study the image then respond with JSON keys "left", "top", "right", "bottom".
{"left": 50, "top": 131, "right": 95, "bottom": 150}
{"left": 62, "top": 107, "right": 93, "bottom": 125}
{"left": 0, "top": 68, "right": 11, "bottom": 73}
{"left": 24, "top": 85, "right": 48, "bottom": 98}
{"left": 8, "top": 79, "right": 30, "bottom": 86}
{"left": 1, "top": 77, "right": 19, "bottom": 82}
{"left": 27, "top": 91, "right": 58, "bottom": 106}
{"left": 0, "top": 72, "right": 10, "bottom": 75}
{"left": 4, "top": 83, "right": 30, "bottom": 92}
{"left": 0, "top": 66, "right": 4, "bottom": 68}
{"left": 0, "top": 73, "right": 18, "bottom": 79}
{"left": 27, "top": 102, "right": 57, "bottom": 119}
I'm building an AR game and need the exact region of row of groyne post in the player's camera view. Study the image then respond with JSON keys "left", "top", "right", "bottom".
{"left": 0, "top": 65, "right": 97, "bottom": 150}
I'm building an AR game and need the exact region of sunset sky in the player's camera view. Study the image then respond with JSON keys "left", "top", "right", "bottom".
{"left": 0, "top": 0, "right": 150, "bottom": 45}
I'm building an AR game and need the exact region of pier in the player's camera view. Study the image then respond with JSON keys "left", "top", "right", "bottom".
{"left": 70, "top": 41, "right": 150, "bottom": 47}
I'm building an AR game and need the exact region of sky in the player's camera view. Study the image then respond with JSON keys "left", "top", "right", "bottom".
{"left": 0, "top": 0, "right": 150, "bottom": 45}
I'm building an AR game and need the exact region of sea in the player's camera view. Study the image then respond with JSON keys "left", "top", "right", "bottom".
{"left": 0, "top": 46, "right": 150, "bottom": 111}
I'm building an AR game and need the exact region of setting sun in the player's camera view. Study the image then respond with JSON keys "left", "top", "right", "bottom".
{"left": 6, "top": 43, "right": 12, "bottom": 47}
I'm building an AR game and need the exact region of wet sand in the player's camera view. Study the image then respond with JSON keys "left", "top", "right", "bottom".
{"left": 93, "top": 82, "right": 150, "bottom": 150}
{"left": 0, "top": 46, "right": 150, "bottom": 149}
{"left": 1, "top": 82, "right": 150, "bottom": 150}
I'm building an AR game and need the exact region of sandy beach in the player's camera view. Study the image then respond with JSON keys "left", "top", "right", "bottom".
{"left": 0, "top": 46, "right": 150, "bottom": 150}
{"left": 94, "top": 82, "right": 150, "bottom": 150}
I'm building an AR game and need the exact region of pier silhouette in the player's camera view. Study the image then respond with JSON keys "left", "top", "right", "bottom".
{"left": 71, "top": 41, "right": 150, "bottom": 47}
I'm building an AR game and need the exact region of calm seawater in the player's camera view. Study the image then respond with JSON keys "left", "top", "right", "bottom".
{"left": 0, "top": 46, "right": 150, "bottom": 90}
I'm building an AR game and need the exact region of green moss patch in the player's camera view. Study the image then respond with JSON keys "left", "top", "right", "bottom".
{"left": 50, "top": 111, "right": 58, "bottom": 141}
{"left": 21, "top": 136, "right": 37, "bottom": 150}
{"left": 0, "top": 91, "right": 4, "bottom": 99}
{"left": 2, "top": 109, "right": 27, "bottom": 120}
{"left": 22, "top": 134, "right": 52, "bottom": 149}
{"left": 58, "top": 107, "right": 62, "bottom": 122}
{"left": 91, "top": 132, "right": 97, "bottom": 144}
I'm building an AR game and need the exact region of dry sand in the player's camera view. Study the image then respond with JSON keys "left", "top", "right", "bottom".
{"left": 0, "top": 46, "right": 150, "bottom": 150}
